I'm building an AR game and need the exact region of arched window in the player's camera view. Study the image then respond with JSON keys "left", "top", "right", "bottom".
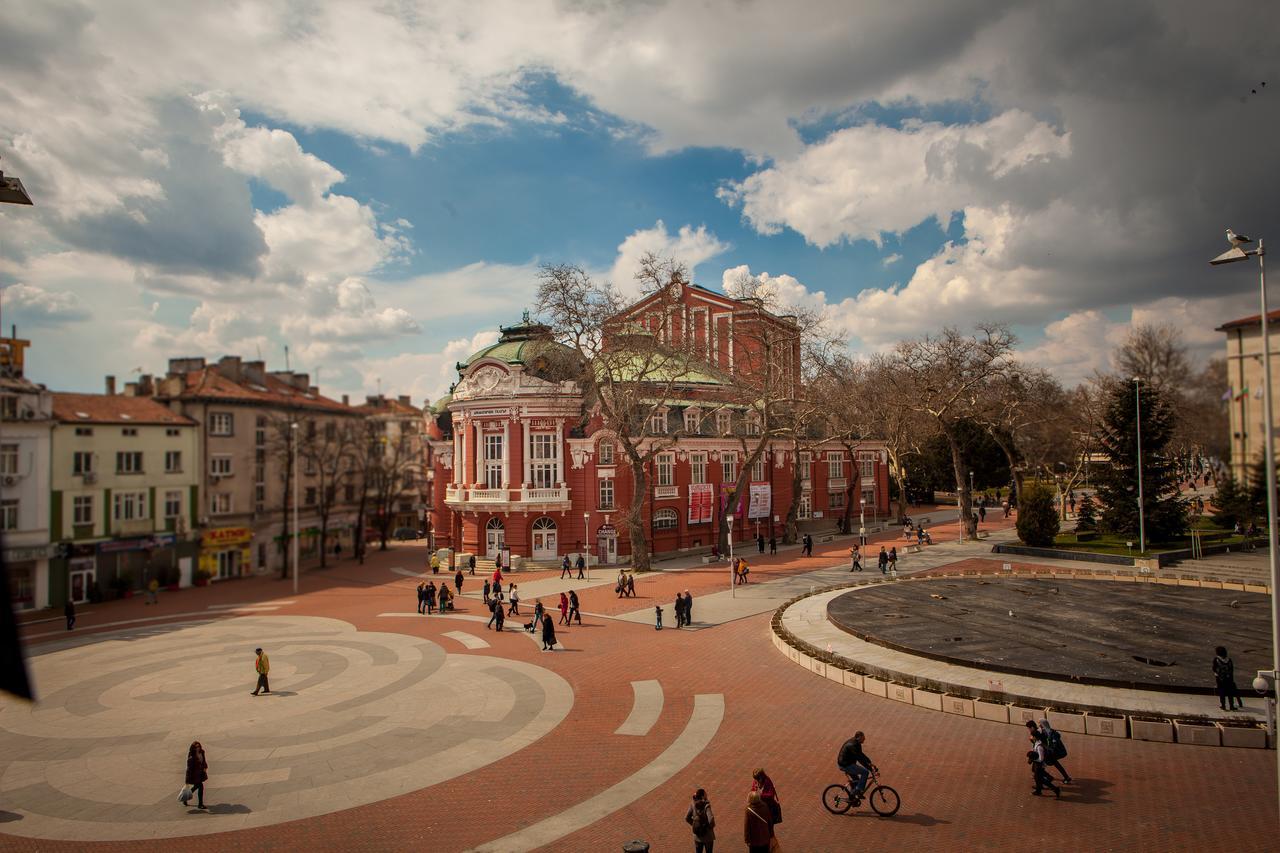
{"left": 654, "top": 508, "right": 678, "bottom": 530}
{"left": 486, "top": 517, "right": 504, "bottom": 530}
{"left": 532, "top": 517, "right": 556, "bottom": 531}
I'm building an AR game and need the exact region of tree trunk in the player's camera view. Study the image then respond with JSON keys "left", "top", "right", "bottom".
{"left": 946, "top": 429, "right": 976, "bottom": 538}
{"left": 319, "top": 507, "right": 329, "bottom": 568}
{"left": 628, "top": 458, "right": 652, "bottom": 571}
{"left": 886, "top": 448, "right": 909, "bottom": 524}
{"left": 355, "top": 489, "right": 368, "bottom": 565}
{"left": 990, "top": 432, "right": 1021, "bottom": 508}
{"left": 281, "top": 429, "right": 294, "bottom": 580}
{"left": 783, "top": 440, "right": 802, "bottom": 545}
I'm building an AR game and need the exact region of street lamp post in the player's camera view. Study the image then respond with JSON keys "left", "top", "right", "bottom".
{"left": 1134, "top": 379, "right": 1146, "bottom": 555}
{"left": 727, "top": 515, "right": 735, "bottom": 598}
{"left": 583, "top": 512, "right": 590, "bottom": 581}
{"left": 291, "top": 422, "right": 300, "bottom": 596}
{"left": 1212, "top": 235, "right": 1280, "bottom": 783}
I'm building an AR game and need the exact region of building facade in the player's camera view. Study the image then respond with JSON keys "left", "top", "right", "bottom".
{"left": 133, "top": 356, "right": 364, "bottom": 576}
{"left": 426, "top": 285, "right": 888, "bottom": 564}
{"left": 47, "top": 391, "right": 201, "bottom": 605}
{"left": 1, "top": 337, "right": 55, "bottom": 610}
{"left": 352, "top": 395, "right": 426, "bottom": 538}
{"left": 1218, "top": 310, "right": 1280, "bottom": 481}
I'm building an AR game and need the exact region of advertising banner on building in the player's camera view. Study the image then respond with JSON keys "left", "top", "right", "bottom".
{"left": 720, "top": 485, "right": 746, "bottom": 519}
{"left": 748, "top": 483, "right": 772, "bottom": 519}
{"left": 688, "top": 483, "right": 714, "bottom": 524}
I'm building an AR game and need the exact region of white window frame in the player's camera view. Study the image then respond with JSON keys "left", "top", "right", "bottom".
{"left": 113, "top": 490, "right": 148, "bottom": 521}
{"left": 598, "top": 477, "right": 615, "bottom": 510}
{"left": 859, "top": 452, "right": 875, "bottom": 479}
{"left": 745, "top": 415, "right": 762, "bottom": 436}
{"left": 648, "top": 409, "right": 668, "bottom": 434}
{"left": 800, "top": 451, "right": 813, "bottom": 482}
{"left": 73, "top": 495, "right": 94, "bottom": 526}
{"left": 689, "top": 452, "right": 707, "bottom": 485}
{"left": 829, "top": 490, "right": 846, "bottom": 509}
{"left": 0, "top": 444, "right": 18, "bottom": 476}
{"left": 716, "top": 410, "right": 732, "bottom": 435}
{"left": 598, "top": 441, "right": 614, "bottom": 465}
{"left": 683, "top": 409, "right": 700, "bottom": 433}
{"left": 73, "top": 451, "right": 94, "bottom": 475}
{"left": 484, "top": 433, "right": 505, "bottom": 489}
{"left": 721, "top": 451, "right": 738, "bottom": 482}
{"left": 164, "top": 489, "right": 183, "bottom": 519}
{"left": 529, "top": 432, "right": 558, "bottom": 489}
{"left": 0, "top": 499, "right": 18, "bottom": 531}
{"left": 654, "top": 508, "right": 678, "bottom": 530}
{"left": 210, "top": 455, "right": 232, "bottom": 477}
{"left": 209, "top": 412, "right": 234, "bottom": 436}
{"left": 656, "top": 452, "right": 675, "bottom": 487}
{"left": 752, "top": 455, "right": 766, "bottom": 482}
{"left": 828, "top": 452, "right": 845, "bottom": 479}
{"left": 798, "top": 492, "right": 812, "bottom": 520}
{"left": 165, "top": 450, "right": 183, "bottom": 473}
{"left": 210, "top": 493, "right": 232, "bottom": 515}
{"left": 116, "top": 451, "right": 143, "bottom": 474}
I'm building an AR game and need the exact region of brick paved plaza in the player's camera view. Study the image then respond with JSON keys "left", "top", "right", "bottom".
{"left": 3, "top": 519, "right": 1277, "bottom": 852}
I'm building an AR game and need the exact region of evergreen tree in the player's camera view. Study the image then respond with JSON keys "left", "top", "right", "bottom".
{"left": 1211, "top": 471, "right": 1248, "bottom": 530}
{"left": 1094, "top": 380, "right": 1187, "bottom": 543}
{"left": 1016, "top": 481, "right": 1060, "bottom": 547}
{"left": 1074, "top": 493, "right": 1098, "bottom": 531}
{"left": 1245, "top": 457, "right": 1275, "bottom": 527}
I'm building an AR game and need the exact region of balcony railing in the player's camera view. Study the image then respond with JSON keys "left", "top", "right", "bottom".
{"left": 468, "top": 488, "right": 508, "bottom": 502}
{"left": 522, "top": 486, "right": 570, "bottom": 502}
{"left": 444, "top": 486, "right": 571, "bottom": 506}
{"left": 653, "top": 485, "right": 679, "bottom": 499}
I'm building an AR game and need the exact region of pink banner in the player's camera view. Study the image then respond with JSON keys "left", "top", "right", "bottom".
{"left": 688, "top": 483, "right": 713, "bottom": 524}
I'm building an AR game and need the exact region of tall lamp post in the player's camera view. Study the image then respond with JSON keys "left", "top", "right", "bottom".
{"left": 583, "top": 512, "right": 591, "bottom": 581}
{"left": 291, "top": 422, "right": 300, "bottom": 596}
{"left": 727, "top": 515, "right": 735, "bottom": 598}
{"left": 1212, "top": 233, "right": 1280, "bottom": 784}
{"left": 1134, "top": 379, "right": 1146, "bottom": 555}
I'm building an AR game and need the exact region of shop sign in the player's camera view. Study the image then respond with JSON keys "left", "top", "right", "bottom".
{"left": 99, "top": 534, "right": 177, "bottom": 554}
{"left": 201, "top": 526, "right": 253, "bottom": 548}
{"left": 597, "top": 524, "right": 617, "bottom": 535}
{"left": 2, "top": 543, "right": 58, "bottom": 562}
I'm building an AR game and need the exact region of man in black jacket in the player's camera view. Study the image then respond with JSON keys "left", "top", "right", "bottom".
{"left": 838, "top": 732, "right": 876, "bottom": 799}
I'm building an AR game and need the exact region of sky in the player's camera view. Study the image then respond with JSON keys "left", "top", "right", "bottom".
{"left": 1, "top": 0, "right": 1277, "bottom": 406}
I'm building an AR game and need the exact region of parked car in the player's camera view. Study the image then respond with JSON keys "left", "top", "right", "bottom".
{"left": 392, "top": 527, "right": 419, "bottom": 541}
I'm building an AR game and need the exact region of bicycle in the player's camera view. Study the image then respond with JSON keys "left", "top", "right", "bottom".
{"left": 823, "top": 768, "right": 900, "bottom": 817}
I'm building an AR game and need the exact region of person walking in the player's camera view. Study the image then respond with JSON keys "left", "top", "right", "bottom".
{"left": 64, "top": 599, "right": 76, "bottom": 631}
{"left": 802, "top": 534, "right": 813, "bottom": 556}
{"left": 626, "top": 574, "right": 636, "bottom": 597}
{"left": 183, "top": 741, "right": 208, "bottom": 809}
{"left": 750, "top": 768, "right": 781, "bottom": 826}
{"left": 437, "top": 584, "right": 451, "bottom": 613}
{"left": 430, "top": 553, "right": 440, "bottom": 574}
{"left": 541, "top": 612, "right": 557, "bottom": 650}
{"left": 531, "top": 599, "right": 545, "bottom": 632}
{"left": 768, "top": 535, "right": 777, "bottom": 555}
{"left": 416, "top": 582, "right": 426, "bottom": 614}
{"left": 685, "top": 788, "right": 716, "bottom": 853}
{"left": 469, "top": 553, "right": 477, "bottom": 575}
{"left": 493, "top": 596, "right": 505, "bottom": 631}
{"left": 743, "top": 791, "right": 774, "bottom": 853}
{"left": 979, "top": 505, "right": 987, "bottom": 524}
{"left": 877, "top": 546, "right": 888, "bottom": 575}
{"left": 454, "top": 569, "right": 464, "bottom": 596}
{"left": 569, "top": 589, "right": 582, "bottom": 625}
{"left": 251, "top": 647, "right": 270, "bottom": 696}
{"left": 508, "top": 584, "right": 521, "bottom": 616}
{"left": 426, "top": 581, "right": 437, "bottom": 614}
{"left": 674, "top": 592, "right": 686, "bottom": 628}
{"left": 493, "top": 579, "right": 503, "bottom": 602}
{"left": 558, "top": 591, "right": 570, "bottom": 626}
{"left": 756, "top": 534, "right": 765, "bottom": 554}
{"left": 888, "top": 546, "right": 898, "bottom": 574}
{"left": 1214, "top": 646, "right": 1244, "bottom": 711}
{"left": 1038, "top": 719, "right": 1072, "bottom": 782}
{"left": 486, "top": 596, "right": 501, "bottom": 630}
{"left": 1028, "top": 742, "right": 1061, "bottom": 798}
{"left": 849, "top": 545, "right": 862, "bottom": 572}
{"left": 561, "top": 555, "right": 572, "bottom": 579}
{"left": 147, "top": 577, "right": 159, "bottom": 605}
{"left": 684, "top": 590, "right": 694, "bottom": 626}
{"left": 483, "top": 579, "right": 492, "bottom": 607}
{"left": 576, "top": 554, "right": 586, "bottom": 579}
{"left": 655, "top": 603, "right": 664, "bottom": 630}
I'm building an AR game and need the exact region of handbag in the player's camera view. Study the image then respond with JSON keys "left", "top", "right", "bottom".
{"left": 177, "top": 785, "right": 193, "bottom": 804}
{"left": 769, "top": 799, "right": 782, "bottom": 824}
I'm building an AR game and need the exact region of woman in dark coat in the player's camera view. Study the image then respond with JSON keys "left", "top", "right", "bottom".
{"left": 743, "top": 790, "right": 774, "bottom": 852}
{"left": 184, "top": 741, "right": 208, "bottom": 809}
{"left": 541, "top": 612, "right": 557, "bottom": 651}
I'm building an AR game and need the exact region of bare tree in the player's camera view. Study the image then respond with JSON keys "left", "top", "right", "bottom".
{"left": 296, "top": 415, "right": 355, "bottom": 569}
{"left": 972, "top": 365, "right": 1062, "bottom": 506}
{"left": 365, "top": 422, "right": 421, "bottom": 550}
{"left": 893, "top": 325, "right": 1017, "bottom": 538}
{"left": 1115, "top": 323, "right": 1192, "bottom": 393}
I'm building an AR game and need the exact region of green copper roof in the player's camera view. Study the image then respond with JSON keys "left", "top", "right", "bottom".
{"left": 459, "top": 320, "right": 574, "bottom": 370}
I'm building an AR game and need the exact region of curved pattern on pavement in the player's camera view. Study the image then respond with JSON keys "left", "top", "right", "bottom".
{"left": 0, "top": 615, "right": 573, "bottom": 841}
{"left": 615, "top": 680, "right": 664, "bottom": 736}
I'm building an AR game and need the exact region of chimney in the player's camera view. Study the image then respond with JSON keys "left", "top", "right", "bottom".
{"left": 105, "top": 375, "right": 116, "bottom": 395}
{"left": 244, "top": 360, "right": 266, "bottom": 384}
{"left": 342, "top": 394, "right": 349, "bottom": 406}
{"left": 138, "top": 375, "right": 153, "bottom": 396}
{"left": 308, "top": 385, "right": 319, "bottom": 397}
{"left": 167, "top": 357, "right": 206, "bottom": 378}
{"left": 398, "top": 395, "right": 411, "bottom": 407}
{"left": 215, "top": 355, "right": 243, "bottom": 381}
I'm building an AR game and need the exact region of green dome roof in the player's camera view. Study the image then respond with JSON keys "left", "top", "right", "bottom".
{"left": 458, "top": 320, "right": 572, "bottom": 369}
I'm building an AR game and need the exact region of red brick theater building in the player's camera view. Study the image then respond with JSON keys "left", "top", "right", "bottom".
{"left": 424, "top": 284, "right": 888, "bottom": 564}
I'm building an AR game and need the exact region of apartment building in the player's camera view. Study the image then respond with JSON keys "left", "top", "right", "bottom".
{"left": 47, "top": 390, "right": 200, "bottom": 604}
{"left": 0, "top": 336, "right": 55, "bottom": 611}
{"left": 133, "top": 356, "right": 363, "bottom": 575}
{"left": 352, "top": 395, "right": 426, "bottom": 538}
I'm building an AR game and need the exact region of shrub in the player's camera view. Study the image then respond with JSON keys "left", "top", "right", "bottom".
{"left": 1075, "top": 493, "right": 1098, "bottom": 531}
{"left": 1017, "top": 482, "right": 1061, "bottom": 547}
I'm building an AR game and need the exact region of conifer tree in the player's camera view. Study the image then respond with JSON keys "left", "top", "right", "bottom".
{"left": 1074, "top": 493, "right": 1098, "bottom": 531}
{"left": 1094, "top": 380, "right": 1187, "bottom": 542}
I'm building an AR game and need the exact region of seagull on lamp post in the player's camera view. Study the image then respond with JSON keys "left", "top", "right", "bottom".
{"left": 1227, "top": 228, "right": 1254, "bottom": 248}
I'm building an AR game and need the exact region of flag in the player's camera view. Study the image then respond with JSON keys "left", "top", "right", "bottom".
{"left": 1236, "top": 386, "right": 1250, "bottom": 401}
{"left": 1221, "top": 388, "right": 1233, "bottom": 401}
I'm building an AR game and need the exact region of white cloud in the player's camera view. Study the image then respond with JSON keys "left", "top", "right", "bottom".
{"left": 880, "top": 253, "right": 902, "bottom": 267}
{"left": 360, "top": 329, "right": 501, "bottom": 406}
{"left": 0, "top": 282, "right": 90, "bottom": 325}
{"left": 283, "top": 278, "right": 420, "bottom": 342}
{"left": 610, "top": 220, "right": 729, "bottom": 297}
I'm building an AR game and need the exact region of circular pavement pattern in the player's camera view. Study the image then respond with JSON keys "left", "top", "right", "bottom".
{"left": 826, "top": 577, "right": 1273, "bottom": 691}
{"left": 0, "top": 615, "right": 573, "bottom": 840}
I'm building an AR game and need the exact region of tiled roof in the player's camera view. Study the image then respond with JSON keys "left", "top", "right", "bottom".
{"left": 1218, "top": 309, "right": 1280, "bottom": 331}
{"left": 52, "top": 393, "right": 196, "bottom": 426}
{"left": 170, "top": 368, "right": 352, "bottom": 412}
{"left": 352, "top": 397, "right": 422, "bottom": 416}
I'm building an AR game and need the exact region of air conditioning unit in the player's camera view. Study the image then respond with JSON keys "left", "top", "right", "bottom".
{"left": 1, "top": 475, "right": 16, "bottom": 486}
{"left": 198, "top": 516, "right": 210, "bottom": 526}
{"left": 21, "top": 408, "right": 35, "bottom": 419}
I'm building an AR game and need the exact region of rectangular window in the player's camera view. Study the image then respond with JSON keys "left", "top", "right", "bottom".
{"left": 716, "top": 410, "right": 732, "bottom": 435}
{"left": 529, "top": 433, "right": 558, "bottom": 489}
{"left": 598, "top": 477, "right": 615, "bottom": 510}
{"left": 752, "top": 456, "right": 766, "bottom": 482}
{"left": 344, "top": 484, "right": 355, "bottom": 502}
{"left": 73, "top": 495, "right": 94, "bottom": 526}
{"left": 0, "top": 397, "right": 16, "bottom": 420}
{"left": 305, "top": 486, "right": 317, "bottom": 506}
{"left": 684, "top": 409, "right": 700, "bottom": 433}
{"left": 648, "top": 410, "right": 667, "bottom": 434}
{"left": 721, "top": 451, "right": 738, "bottom": 482}
{"left": 164, "top": 489, "right": 182, "bottom": 519}
{"left": 800, "top": 452, "right": 812, "bottom": 481}
{"left": 598, "top": 441, "right": 614, "bottom": 465}
{"left": 656, "top": 452, "right": 675, "bottom": 487}
{"left": 211, "top": 493, "right": 232, "bottom": 515}
{"left": 325, "top": 421, "right": 336, "bottom": 441}
{"left": 73, "top": 451, "right": 94, "bottom": 476}
{"left": 829, "top": 491, "right": 846, "bottom": 509}
{"left": 828, "top": 452, "right": 845, "bottom": 479}
{"left": 798, "top": 492, "right": 812, "bottom": 520}
{"left": 113, "top": 490, "right": 148, "bottom": 521}
{"left": 0, "top": 499, "right": 17, "bottom": 530}
{"left": 689, "top": 452, "right": 707, "bottom": 485}
{"left": 210, "top": 455, "right": 232, "bottom": 477}
{"left": 484, "top": 433, "right": 505, "bottom": 490}
{"left": 255, "top": 416, "right": 266, "bottom": 448}
{"left": 75, "top": 426, "right": 93, "bottom": 436}
{"left": 121, "top": 427, "right": 138, "bottom": 437}
{"left": 254, "top": 483, "right": 266, "bottom": 512}
{"left": 165, "top": 450, "right": 183, "bottom": 473}
{"left": 860, "top": 452, "right": 875, "bottom": 479}
{"left": 116, "top": 451, "right": 143, "bottom": 474}
{"left": 209, "top": 412, "right": 234, "bottom": 436}
{"left": 745, "top": 417, "right": 761, "bottom": 436}
{"left": 862, "top": 487, "right": 875, "bottom": 512}
{"left": 306, "top": 420, "right": 317, "bottom": 440}
{"left": 0, "top": 443, "right": 18, "bottom": 475}
{"left": 166, "top": 427, "right": 180, "bottom": 437}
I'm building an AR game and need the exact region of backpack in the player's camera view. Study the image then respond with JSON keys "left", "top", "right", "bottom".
{"left": 1047, "top": 730, "right": 1067, "bottom": 760}
{"left": 691, "top": 803, "right": 708, "bottom": 831}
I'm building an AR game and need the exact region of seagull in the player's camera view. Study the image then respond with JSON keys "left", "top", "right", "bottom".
{"left": 1227, "top": 228, "right": 1254, "bottom": 248}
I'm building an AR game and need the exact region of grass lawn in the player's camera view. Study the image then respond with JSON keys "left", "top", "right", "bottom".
{"left": 1038, "top": 518, "right": 1251, "bottom": 558}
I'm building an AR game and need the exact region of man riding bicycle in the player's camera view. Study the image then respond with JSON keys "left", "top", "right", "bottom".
{"left": 838, "top": 731, "right": 877, "bottom": 800}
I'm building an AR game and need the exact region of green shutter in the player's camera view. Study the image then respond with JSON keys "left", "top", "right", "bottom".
{"left": 190, "top": 484, "right": 198, "bottom": 528}
{"left": 149, "top": 486, "right": 156, "bottom": 528}
{"left": 103, "top": 488, "right": 111, "bottom": 530}
{"left": 51, "top": 490, "right": 62, "bottom": 540}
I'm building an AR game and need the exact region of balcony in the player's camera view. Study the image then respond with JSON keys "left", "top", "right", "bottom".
{"left": 444, "top": 485, "right": 571, "bottom": 510}
{"left": 653, "top": 485, "right": 679, "bottom": 499}
{"left": 113, "top": 518, "right": 153, "bottom": 536}
{"left": 522, "top": 486, "right": 569, "bottom": 502}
